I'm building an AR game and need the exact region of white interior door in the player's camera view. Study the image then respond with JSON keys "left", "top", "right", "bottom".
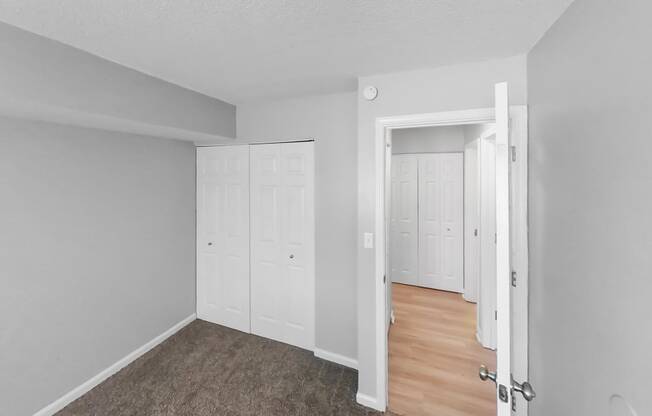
{"left": 196, "top": 145, "right": 250, "bottom": 333}
{"left": 418, "top": 153, "right": 464, "bottom": 292}
{"left": 250, "top": 141, "right": 315, "bottom": 350}
{"left": 389, "top": 155, "right": 418, "bottom": 285}
{"left": 463, "top": 140, "right": 481, "bottom": 303}
{"left": 495, "top": 82, "right": 513, "bottom": 416}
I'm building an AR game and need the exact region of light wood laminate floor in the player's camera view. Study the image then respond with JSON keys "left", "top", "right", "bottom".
{"left": 389, "top": 283, "right": 496, "bottom": 416}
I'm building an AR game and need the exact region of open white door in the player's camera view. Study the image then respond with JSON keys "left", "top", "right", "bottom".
{"left": 495, "top": 82, "right": 513, "bottom": 416}
{"left": 489, "top": 82, "right": 535, "bottom": 415}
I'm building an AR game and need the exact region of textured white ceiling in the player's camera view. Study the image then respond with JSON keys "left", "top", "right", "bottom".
{"left": 0, "top": 0, "right": 573, "bottom": 104}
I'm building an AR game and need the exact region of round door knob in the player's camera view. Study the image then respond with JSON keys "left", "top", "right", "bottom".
{"left": 479, "top": 365, "right": 497, "bottom": 384}
{"left": 208, "top": 242, "right": 213, "bottom": 246}
{"left": 289, "top": 254, "right": 294, "bottom": 259}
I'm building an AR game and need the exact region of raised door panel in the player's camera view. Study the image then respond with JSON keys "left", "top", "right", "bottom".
{"left": 389, "top": 155, "right": 418, "bottom": 286}
{"left": 196, "top": 146, "right": 250, "bottom": 333}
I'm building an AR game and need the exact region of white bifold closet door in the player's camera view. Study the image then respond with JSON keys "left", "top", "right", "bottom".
{"left": 196, "top": 145, "right": 250, "bottom": 332}
{"left": 389, "top": 153, "right": 463, "bottom": 292}
{"left": 418, "top": 153, "right": 464, "bottom": 293}
{"left": 250, "top": 142, "right": 315, "bottom": 350}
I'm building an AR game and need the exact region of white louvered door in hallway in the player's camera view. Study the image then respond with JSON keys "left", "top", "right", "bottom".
{"left": 196, "top": 145, "right": 250, "bottom": 332}
{"left": 250, "top": 142, "right": 315, "bottom": 350}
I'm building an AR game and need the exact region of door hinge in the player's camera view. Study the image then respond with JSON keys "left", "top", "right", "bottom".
{"left": 495, "top": 310, "right": 498, "bottom": 320}
{"left": 474, "top": 228, "right": 478, "bottom": 237}
{"left": 511, "top": 145, "right": 517, "bottom": 162}
{"left": 511, "top": 270, "right": 517, "bottom": 287}
{"left": 383, "top": 274, "right": 387, "bottom": 284}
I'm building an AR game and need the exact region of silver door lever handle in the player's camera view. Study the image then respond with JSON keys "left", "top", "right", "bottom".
{"left": 512, "top": 377, "right": 536, "bottom": 401}
{"left": 479, "top": 365, "right": 497, "bottom": 384}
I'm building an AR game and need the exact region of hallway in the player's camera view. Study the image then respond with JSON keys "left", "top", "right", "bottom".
{"left": 389, "top": 283, "right": 496, "bottom": 416}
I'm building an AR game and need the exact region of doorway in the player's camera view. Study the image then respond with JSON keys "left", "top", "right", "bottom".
{"left": 365, "top": 94, "right": 530, "bottom": 415}
{"left": 387, "top": 122, "right": 498, "bottom": 416}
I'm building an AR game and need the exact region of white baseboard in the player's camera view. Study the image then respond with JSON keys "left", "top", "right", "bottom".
{"left": 33, "top": 313, "right": 196, "bottom": 416}
{"left": 356, "top": 392, "right": 384, "bottom": 411}
{"left": 314, "top": 348, "right": 358, "bottom": 370}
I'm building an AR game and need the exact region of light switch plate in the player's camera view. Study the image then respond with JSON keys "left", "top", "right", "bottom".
{"left": 363, "top": 232, "right": 374, "bottom": 249}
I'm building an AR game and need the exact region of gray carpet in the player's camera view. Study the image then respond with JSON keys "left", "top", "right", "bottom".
{"left": 56, "top": 320, "right": 388, "bottom": 416}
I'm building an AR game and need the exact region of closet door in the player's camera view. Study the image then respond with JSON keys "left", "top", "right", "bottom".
{"left": 389, "top": 155, "right": 419, "bottom": 285}
{"left": 418, "top": 153, "right": 464, "bottom": 292}
{"left": 250, "top": 142, "right": 315, "bottom": 350}
{"left": 196, "top": 146, "right": 250, "bottom": 332}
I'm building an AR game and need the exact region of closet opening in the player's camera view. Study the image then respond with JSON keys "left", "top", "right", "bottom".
{"left": 387, "top": 122, "right": 498, "bottom": 416}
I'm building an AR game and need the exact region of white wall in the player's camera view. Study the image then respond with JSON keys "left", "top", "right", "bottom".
{"left": 356, "top": 55, "right": 527, "bottom": 402}
{"left": 0, "top": 22, "right": 236, "bottom": 416}
{"left": 528, "top": 1, "right": 652, "bottom": 414}
{"left": 391, "top": 125, "right": 465, "bottom": 154}
{"left": 0, "top": 21, "right": 235, "bottom": 137}
{"left": 237, "top": 92, "right": 359, "bottom": 361}
{"left": 463, "top": 123, "right": 495, "bottom": 145}
{"left": 0, "top": 117, "right": 196, "bottom": 416}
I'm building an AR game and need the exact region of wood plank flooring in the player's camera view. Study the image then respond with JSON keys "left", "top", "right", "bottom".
{"left": 389, "top": 283, "right": 496, "bottom": 416}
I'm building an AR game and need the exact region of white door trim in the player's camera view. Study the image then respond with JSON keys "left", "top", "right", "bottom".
{"left": 365, "top": 106, "right": 528, "bottom": 413}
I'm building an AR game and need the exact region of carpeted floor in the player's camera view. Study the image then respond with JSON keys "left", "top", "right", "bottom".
{"left": 56, "top": 319, "right": 388, "bottom": 416}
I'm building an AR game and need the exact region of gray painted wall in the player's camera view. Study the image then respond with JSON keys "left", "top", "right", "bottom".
{"left": 237, "top": 92, "right": 359, "bottom": 361}
{"left": 528, "top": 1, "right": 652, "bottom": 415}
{"left": 463, "top": 123, "right": 495, "bottom": 145}
{"left": 0, "top": 117, "right": 196, "bottom": 416}
{"left": 391, "top": 125, "right": 465, "bottom": 154}
{"left": 0, "top": 21, "right": 235, "bottom": 137}
{"left": 356, "top": 55, "right": 527, "bottom": 401}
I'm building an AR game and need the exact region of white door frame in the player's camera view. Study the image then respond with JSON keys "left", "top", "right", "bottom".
{"left": 368, "top": 106, "right": 528, "bottom": 413}
{"left": 478, "top": 127, "right": 498, "bottom": 350}
{"left": 463, "top": 138, "right": 481, "bottom": 304}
